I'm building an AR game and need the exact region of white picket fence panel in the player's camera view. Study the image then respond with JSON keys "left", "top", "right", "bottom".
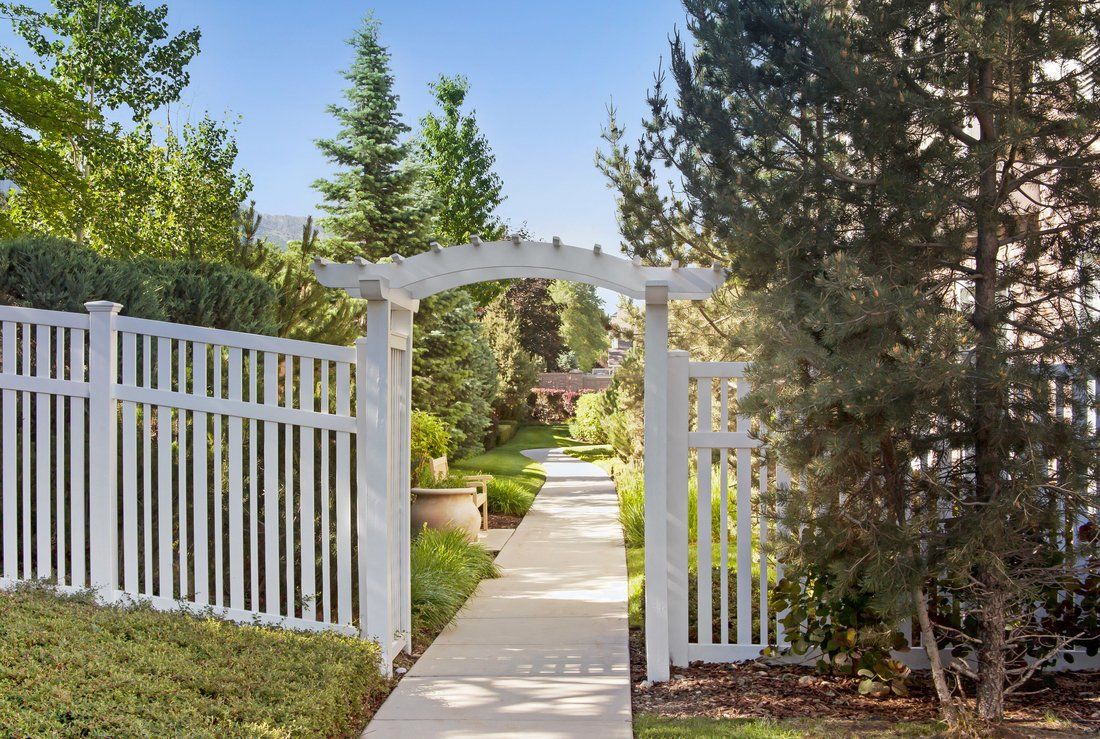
{"left": 0, "top": 302, "right": 410, "bottom": 661}
{"left": 667, "top": 353, "right": 1100, "bottom": 671}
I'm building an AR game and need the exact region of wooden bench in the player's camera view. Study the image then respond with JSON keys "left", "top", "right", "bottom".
{"left": 430, "top": 456, "right": 492, "bottom": 530}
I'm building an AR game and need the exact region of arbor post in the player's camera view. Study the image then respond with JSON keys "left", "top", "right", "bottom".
{"left": 358, "top": 296, "right": 394, "bottom": 674}
{"left": 643, "top": 282, "right": 670, "bottom": 682}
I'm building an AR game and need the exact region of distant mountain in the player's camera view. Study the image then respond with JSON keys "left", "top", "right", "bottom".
{"left": 255, "top": 213, "right": 323, "bottom": 248}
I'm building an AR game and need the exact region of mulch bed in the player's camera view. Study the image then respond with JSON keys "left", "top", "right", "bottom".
{"left": 628, "top": 629, "right": 1100, "bottom": 733}
{"left": 488, "top": 513, "right": 522, "bottom": 529}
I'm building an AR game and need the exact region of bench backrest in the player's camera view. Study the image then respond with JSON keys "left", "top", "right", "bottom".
{"left": 430, "top": 455, "right": 450, "bottom": 480}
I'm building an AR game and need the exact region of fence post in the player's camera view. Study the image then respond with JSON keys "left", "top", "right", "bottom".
{"left": 358, "top": 297, "right": 393, "bottom": 675}
{"left": 643, "top": 282, "right": 670, "bottom": 682}
{"left": 85, "top": 301, "right": 121, "bottom": 593}
{"left": 667, "top": 350, "right": 690, "bottom": 667}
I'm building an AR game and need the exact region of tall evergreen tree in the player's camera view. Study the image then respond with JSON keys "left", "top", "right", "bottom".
{"left": 417, "top": 74, "right": 507, "bottom": 305}
{"left": 607, "top": 0, "right": 1100, "bottom": 725}
{"left": 482, "top": 291, "right": 542, "bottom": 420}
{"left": 314, "top": 15, "right": 432, "bottom": 261}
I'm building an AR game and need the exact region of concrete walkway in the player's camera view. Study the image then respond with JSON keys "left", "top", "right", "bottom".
{"left": 363, "top": 448, "right": 631, "bottom": 739}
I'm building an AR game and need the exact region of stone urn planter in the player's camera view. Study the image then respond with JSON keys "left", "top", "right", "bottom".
{"left": 410, "top": 487, "right": 481, "bottom": 541}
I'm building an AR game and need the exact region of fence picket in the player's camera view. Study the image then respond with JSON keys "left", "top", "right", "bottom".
{"left": 263, "top": 352, "right": 280, "bottom": 615}
{"left": 696, "top": 380, "right": 713, "bottom": 645}
{"left": 35, "top": 325, "right": 51, "bottom": 578}
{"left": 178, "top": 343, "right": 189, "bottom": 598}
{"left": 21, "top": 324, "right": 31, "bottom": 579}
{"left": 735, "top": 379, "right": 752, "bottom": 645}
{"left": 122, "top": 333, "right": 138, "bottom": 592}
{"left": 718, "top": 380, "right": 729, "bottom": 644}
{"left": 228, "top": 346, "right": 244, "bottom": 609}
{"left": 156, "top": 337, "right": 173, "bottom": 598}
{"left": 300, "top": 358, "right": 316, "bottom": 621}
{"left": 69, "top": 328, "right": 85, "bottom": 588}
{"left": 54, "top": 331, "right": 66, "bottom": 584}
{"left": 284, "top": 355, "right": 296, "bottom": 616}
{"left": 320, "top": 360, "right": 332, "bottom": 623}
{"left": 336, "top": 362, "right": 352, "bottom": 624}
{"left": 193, "top": 343, "right": 209, "bottom": 605}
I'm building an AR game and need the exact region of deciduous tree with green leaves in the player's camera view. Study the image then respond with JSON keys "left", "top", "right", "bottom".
{"left": 416, "top": 74, "right": 506, "bottom": 305}
{"left": 3, "top": 0, "right": 199, "bottom": 242}
{"left": 482, "top": 291, "right": 542, "bottom": 420}
{"left": 549, "top": 280, "right": 608, "bottom": 372}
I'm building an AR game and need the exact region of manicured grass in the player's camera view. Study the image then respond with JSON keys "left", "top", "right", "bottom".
{"left": 454, "top": 424, "right": 581, "bottom": 515}
{"left": 634, "top": 715, "right": 943, "bottom": 738}
{"left": 0, "top": 585, "right": 389, "bottom": 737}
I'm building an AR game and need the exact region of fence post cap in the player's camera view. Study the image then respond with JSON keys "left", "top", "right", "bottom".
{"left": 84, "top": 301, "right": 122, "bottom": 313}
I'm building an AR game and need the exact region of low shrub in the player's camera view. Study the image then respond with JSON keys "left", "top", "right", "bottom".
{"left": 616, "top": 463, "right": 647, "bottom": 548}
{"left": 411, "top": 410, "right": 454, "bottom": 479}
{"left": 487, "top": 477, "right": 536, "bottom": 516}
{"left": 410, "top": 527, "right": 499, "bottom": 644}
{"left": 0, "top": 236, "right": 279, "bottom": 334}
{"left": 529, "top": 387, "right": 593, "bottom": 423}
{"left": 495, "top": 420, "right": 518, "bottom": 446}
{"left": 0, "top": 584, "right": 387, "bottom": 736}
{"left": 569, "top": 390, "right": 613, "bottom": 444}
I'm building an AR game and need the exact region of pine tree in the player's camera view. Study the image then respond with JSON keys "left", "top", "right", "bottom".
{"left": 412, "top": 290, "right": 498, "bottom": 458}
{"left": 482, "top": 291, "right": 542, "bottom": 420}
{"left": 609, "top": 0, "right": 1100, "bottom": 725}
{"left": 314, "top": 15, "right": 432, "bottom": 261}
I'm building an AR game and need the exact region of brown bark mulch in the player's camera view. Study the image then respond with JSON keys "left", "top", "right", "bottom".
{"left": 488, "top": 513, "right": 522, "bottom": 529}
{"left": 628, "top": 629, "right": 1100, "bottom": 734}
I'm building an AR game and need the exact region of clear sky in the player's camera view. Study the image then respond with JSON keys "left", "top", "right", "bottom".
{"left": 156, "top": 0, "right": 684, "bottom": 252}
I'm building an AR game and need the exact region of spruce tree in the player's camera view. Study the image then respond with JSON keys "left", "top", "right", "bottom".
{"left": 314, "top": 15, "right": 431, "bottom": 261}
{"left": 608, "top": 0, "right": 1100, "bottom": 725}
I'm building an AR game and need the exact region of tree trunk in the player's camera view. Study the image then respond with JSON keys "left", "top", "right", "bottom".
{"left": 913, "top": 584, "right": 959, "bottom": 726}
{"left": 975, "top": 573, "right": 1007, "bottom": 721}
{"left": 970, "top": 48, "right": 1008, "bottom": 724}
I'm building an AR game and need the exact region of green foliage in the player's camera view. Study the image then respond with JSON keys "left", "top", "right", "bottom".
{"left": 0, "top": 236, "right": 278, "bottom": 333}
{"left": 7, "top": 114, "right": 253, "bottom": 264}
{"left": 495, "top": 420, "right": 518, "bottom": 446}
{"left": 633, "top": 715, "right": 802, "bottom": 739}
{"left": 0, "top": 51, "right": 92, "bottom": 237}
{"left": 486, "top": 477, "right": 534, "bottom": 516}
{"left": 569, "top": 389, "right": 614, "bottom": 444}
{"left": 770, "top": 555, "right": 911, "bottom": 698}
{"left": 412, "top": 290, "right": 498, "bottom": 459}
{"left": 410, "top": 409, "right": 454, "bottom": 475}
{"left": 416, "top": 75, "right": 505, "bottom": 304}
{"left": 502, "top": 279, "right": 566, "bottom": 370}
{"left": 0, "top": 585, "right": 387, "bottom": 736}
{"left": 548, "top": 280, "right": 608, "bottom": 371}
{"left": 453, "top": 424, "right": 577, "bottom": 501}
{"left": 410, "top": 527, "right": 498, "bottom": 644}
{"left": 314, "top": 15, "right": 431, "bottom": 262}
{"left": 606, "top": 0, "right": 1100, "bottom": 720}
{"left": 614, "top": 462, "right": 647, "bottom": 549}
{"left": 262, "top": 217, "right": 360, "bottom": 344}
{"left": 3, "top": 0, "right": 203, "bottom": 247}
{"left": 482, "top": 290, "right": 542, "bottom": 420}
{"left": 5, "top": 0, "right": 200, "bottom": 121}
{"left": 607, "top": 346, "right": 644, "bottom": 460}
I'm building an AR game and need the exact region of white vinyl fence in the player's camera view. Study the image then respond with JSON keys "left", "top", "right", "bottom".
{"left": 665, "top": 353, "right": 1100, "bottom": 671}
{"left": 0, "top": 301, "right": 410, "bottom": 664}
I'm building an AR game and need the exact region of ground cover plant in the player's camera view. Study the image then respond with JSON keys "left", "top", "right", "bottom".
{"left": 0, "top": 584, "right": 389, "bottom": 737}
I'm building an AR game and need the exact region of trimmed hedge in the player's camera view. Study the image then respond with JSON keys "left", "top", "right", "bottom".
{"left": 0, "top": 236, "right": 278, "bottom": 334}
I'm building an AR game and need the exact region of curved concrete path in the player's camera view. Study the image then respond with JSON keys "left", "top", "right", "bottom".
{"left": 363, "top": 448, "right": 631, "bottom": 738}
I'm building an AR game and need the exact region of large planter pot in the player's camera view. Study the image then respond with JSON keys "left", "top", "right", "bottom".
{"left": 410, "top": 487, "right": 481, "bottom": 541}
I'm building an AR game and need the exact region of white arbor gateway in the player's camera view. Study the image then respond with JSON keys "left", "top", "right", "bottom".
{"left": 313, "top": 237, "right": 725, "bottom": 681}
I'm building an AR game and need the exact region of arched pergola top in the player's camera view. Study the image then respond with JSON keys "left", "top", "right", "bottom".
{"left": 311, "top": 237, "right": 727, "bottom": 302}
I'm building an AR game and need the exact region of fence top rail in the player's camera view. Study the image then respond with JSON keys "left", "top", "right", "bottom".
{"left": 115, "top": 315, "right": 357, "bottom": 364}
{"left": 688, "top": 361, "right": 751, "bottom": 379}
{"left": 0, "top": 304, "right": 90, "bottom": 330}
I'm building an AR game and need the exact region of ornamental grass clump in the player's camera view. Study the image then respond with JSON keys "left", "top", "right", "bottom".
{"left": 487, "top": 477, "right": 535, "bottom": 516}
{"left": 410, "top": 527, "right": 499, "bottom": 644}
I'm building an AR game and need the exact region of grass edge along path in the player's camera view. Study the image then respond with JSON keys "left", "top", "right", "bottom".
{"left": 453, "top": 423, "right": 583, "bottom": 516}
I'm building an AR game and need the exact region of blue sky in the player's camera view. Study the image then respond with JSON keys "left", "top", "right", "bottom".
{"left": 158, "top": 0, "right": 683, "bottom": 250}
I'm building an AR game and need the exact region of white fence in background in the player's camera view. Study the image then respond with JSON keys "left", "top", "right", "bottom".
{"left": 665, "top": 353, "right": 1100, "bottom": 671}
{"left": 0, "top": 301, "right": 410, "bottom": 666}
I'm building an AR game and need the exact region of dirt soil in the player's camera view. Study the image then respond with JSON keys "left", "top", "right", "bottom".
{"left": 488, "top": 512, "right": 522, "bottom": 529}
{"left": 629, "top": 630, "right": 1100, "bottom": 735}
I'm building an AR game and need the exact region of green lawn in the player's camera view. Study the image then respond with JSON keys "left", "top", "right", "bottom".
{"left": 0, "top": 585, "right": 389, "bottom": 737}
{"left": 453, "top": 424, "right": 582, "bottom": 514}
